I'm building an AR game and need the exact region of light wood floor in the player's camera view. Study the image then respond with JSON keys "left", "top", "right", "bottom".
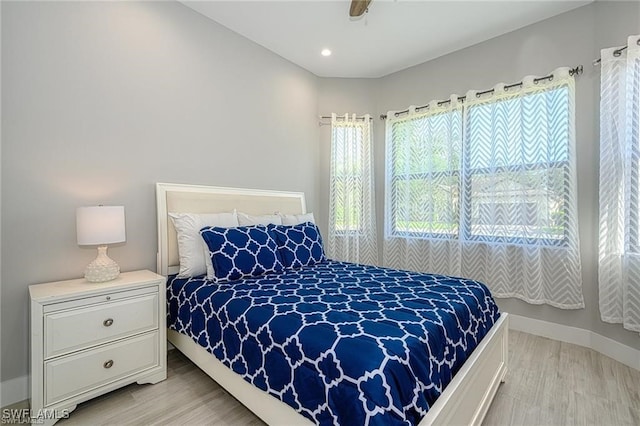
{"left": 483, "top": 331, "right": 640, "bottom": 425}
{"left": 59, "top": 331, "right": 640, "bottom": 426}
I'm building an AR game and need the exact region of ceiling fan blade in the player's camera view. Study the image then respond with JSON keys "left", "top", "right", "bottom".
{"left": 350, "top": 0, "right": 372, "bottom": 17}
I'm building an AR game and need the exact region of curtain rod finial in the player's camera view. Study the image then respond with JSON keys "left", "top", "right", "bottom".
{"left": 569, "top": 65, "right": 583, "bottom": 76}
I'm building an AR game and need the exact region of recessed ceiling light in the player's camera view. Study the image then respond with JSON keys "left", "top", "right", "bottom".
{"left": 321, "top": 49, "right": 332, "bottom": 57}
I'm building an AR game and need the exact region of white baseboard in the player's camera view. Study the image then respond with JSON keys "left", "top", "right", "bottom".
{"left": 1, "top": 375, "right": 28, "bottom": 408}
{"left": 508, "top": 314, "right": 640, "bottom": 371}
{"left": 590, "top": 332, "right": 640, "bottom": 371}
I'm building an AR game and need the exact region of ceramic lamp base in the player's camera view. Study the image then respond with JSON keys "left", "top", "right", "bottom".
{"left": 85, "top": 245, "right": 120, "bottom": 283}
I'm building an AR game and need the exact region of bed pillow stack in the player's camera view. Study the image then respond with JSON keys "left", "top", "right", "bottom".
{"left": 171, "top": 210, "right": 325, "bottom": 282}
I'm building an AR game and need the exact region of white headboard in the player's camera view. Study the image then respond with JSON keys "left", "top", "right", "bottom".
{"left": 156, "top": 182, "right": 307, "bottom": 276}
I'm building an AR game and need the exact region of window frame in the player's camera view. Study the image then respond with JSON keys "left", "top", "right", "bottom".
{"left": 389, "top": 169, "right": 461, "bottom": 239}
{"left": 460, "top": 160, "right": 570, "bottom": 247}
{"left": 387, "top": 83, "right": 573, "bottom": 248}
{"left": 387, "top": 110, "right": 462, "bottom": 240}
{"left": 330, "top": 121, "right": 366, "bottom": 236}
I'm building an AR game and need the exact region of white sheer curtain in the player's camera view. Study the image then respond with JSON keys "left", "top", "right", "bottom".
{"left": 598, "top": 35, "right": 640, "bottom": 332}
{"left": 384, "top": 68, "right": 584, "bottom": 309}
{"left": 384, "top": 97, "right": 464, "bottom": 276}
{"left": 328, "top": 113, "right": 378, "bottom": 265}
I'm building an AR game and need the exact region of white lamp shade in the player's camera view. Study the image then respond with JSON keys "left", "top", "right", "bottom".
{"left": 76, "top": 206, "right": 126, "bottom": 246}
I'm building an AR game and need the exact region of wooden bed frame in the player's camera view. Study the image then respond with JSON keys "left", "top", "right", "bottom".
{"left": 156, "top": 182, "right": 508, "bottom": 426}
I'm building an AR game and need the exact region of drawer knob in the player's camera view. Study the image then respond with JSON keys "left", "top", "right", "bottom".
{"left": 106, "top": 296, "right": 111, "bottom": 301}
{"left": 103, "top": 360, "right": 114, "bottom": 369}
{"left": 103, "top": 318, "right": 114, "bottom": 327}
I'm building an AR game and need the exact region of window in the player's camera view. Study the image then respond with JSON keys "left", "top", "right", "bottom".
{"left": 388, "top": 108, "right": 462, "bottom": 239}
{"left": 331, "top": 123, "right": 364, "bottom": 233}
{"left": 388, "top": 86, "right": 572, "bottom": 247}
{"left": 464, "top": 87, "right": 570, "bottom": 246}
{"left": 328, "top": 114, "right": 378, "bottom": 265}
{"left": 384, "top": 70, "right": 583, "bottom": 309}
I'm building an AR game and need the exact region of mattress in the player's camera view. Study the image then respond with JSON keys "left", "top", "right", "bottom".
{"left": 167, "top": 260, "right": 500, "bottom": 426}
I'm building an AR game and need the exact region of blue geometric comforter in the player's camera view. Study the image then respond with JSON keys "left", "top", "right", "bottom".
{"left": 167, "top": 260, "right": 500, "bottom": 426}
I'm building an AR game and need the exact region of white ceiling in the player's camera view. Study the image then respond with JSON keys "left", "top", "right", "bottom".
{"left": 182, "top": 0, "right": 592, "bottom": 78}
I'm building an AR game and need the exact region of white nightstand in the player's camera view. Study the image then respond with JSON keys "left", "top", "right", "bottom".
{"left": 29, "top": 270, "right": 167, "bottom": 425}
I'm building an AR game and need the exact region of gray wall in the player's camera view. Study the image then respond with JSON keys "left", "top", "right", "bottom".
{"left": 1, "top": 1, "right": 319, "bottom": 384}
{"left": 318, "top": 2, "right": 640, "bottom": 350}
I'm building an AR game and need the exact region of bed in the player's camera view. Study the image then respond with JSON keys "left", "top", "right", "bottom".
{"left": 156, "top": 182, "right": 508, "bottom": 426}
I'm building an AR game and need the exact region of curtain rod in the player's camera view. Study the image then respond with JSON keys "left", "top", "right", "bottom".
{"left": 319, "top": 115, "right": 372, "bottom": 121}
{"left": 379, "top": 65, "right": 583, "bottom": 120}
{"left": 318, "top": 115, "right": 372, "bottom": 127}
{"left": 593, "top": 37, "right": 639, "bottom": 65}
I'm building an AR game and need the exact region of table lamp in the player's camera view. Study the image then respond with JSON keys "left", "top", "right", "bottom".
{"left": 76, "top": 206, "right": 126, "bottom": 282}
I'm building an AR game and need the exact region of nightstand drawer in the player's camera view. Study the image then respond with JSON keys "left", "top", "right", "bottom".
{"left": 44, "top": 293, "right": 158, "bottom": 358}
{"left": 44, "top": 331, "right": 159, "bottom": 406}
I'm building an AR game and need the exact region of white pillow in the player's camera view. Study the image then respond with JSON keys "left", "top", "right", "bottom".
{"left": 237, "top": 212, "right": 283, "bottom": 226}
{"left": 169, "top": 211, "right": 239, "bottom": 278}
{"left": 279, "top": 212, "right": 315, "bottom": 225}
